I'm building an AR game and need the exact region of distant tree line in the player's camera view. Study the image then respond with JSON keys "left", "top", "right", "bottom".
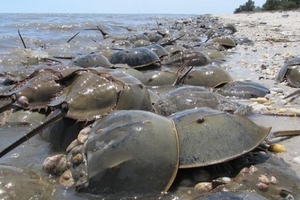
{"left": 234, "top": 0, "right": 300, "bottom": 13}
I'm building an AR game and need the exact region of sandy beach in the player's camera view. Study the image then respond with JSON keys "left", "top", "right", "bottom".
{"left": 215, "top": 11, "right": 300, "bottom": 178}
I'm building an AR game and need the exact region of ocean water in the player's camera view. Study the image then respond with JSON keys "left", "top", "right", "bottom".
{"left": 0, "top": 13, "right": 196, "bottom": 69}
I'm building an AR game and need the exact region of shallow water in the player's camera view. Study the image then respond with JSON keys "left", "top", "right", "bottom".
{"left": 0, "top": 13, "right": 194, "bottom": 69}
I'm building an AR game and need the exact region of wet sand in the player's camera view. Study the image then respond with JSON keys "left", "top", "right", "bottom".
{"left": 215, "top": 11, "right": 300, "bottom": 178}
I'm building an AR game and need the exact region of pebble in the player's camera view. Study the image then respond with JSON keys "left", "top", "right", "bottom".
{"left": 250, "top": 102, "right": 268, "bottom": 114}
{"left": 256, "top": 182, "right": 269, "bottom": 191}
{"left": 250, "top": 97, "right": 269, "bottom": 104}
{"left": 292, "top": 156, "right": 300, "bottom": 164}
{"left": 269, "top": 176, "right": 277, "bottom": 184}
{"left": 268, "top": 144, "right": 287, "bottom": 153}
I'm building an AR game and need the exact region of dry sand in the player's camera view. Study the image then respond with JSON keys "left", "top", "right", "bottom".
{"left": 214, "top": 11, "right": 300, "bottom": 178}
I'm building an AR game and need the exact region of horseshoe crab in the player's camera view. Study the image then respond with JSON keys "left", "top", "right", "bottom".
{"left": 69, "top": 52, "right": 112, "bottom": 68}
{"left": 170, "top": 108, "right": 270, "bottom": 168}
{"left": 138, "top": 70, "right": 177, "bottom": 86}
{"left": 213, "top": 36, "right": 236, "bottom": 49}
{"left": 180, "top": 64, "right": 233, "bottom": 87}
{"left": 0, "top": 66, "right": 77, "bottom": 113}
{"left": 143, "top": 43, "right": 170, "bottom": 58}
{"left": 133, "top": 39, "right": 151, "bottom": 47}
{"left": 222, "top": 23, "right": 237, "bottom": 34}
{"left": 143, "top": 31, "right": 163, "bottom": 43}
{"left": 109, "top": 47, "right": 161, "bottom": 69}
{"left": 275, "top": 56, "right": 300, "bottom": 87}
{"left": 127, "top": 34, "right": 150, "bottom": 43}
{"left": 0, "top": 67, "right": 153, "bottom": 156}
{"left": 43, "top": 107, "right": 269, "bottom": 198}
{"left": 202, "top": 49, "right": 226, "bottom": 61}
{"left": 162, "top": 49, "right": 211, "bottom": 67}
{"left": 78, "top": 110, "right": 179, "bottom": 197}
{"left": 164, "top": 45, "right": 186, "bottom": 54}
{"left": 215, "top": 80, "right": 270, "bottom": 99}
{"left": 47, "top": 68, "right": 153, "bottom": 121}
{"left": 153, "top": 85, "right": 250, "bottom": 116}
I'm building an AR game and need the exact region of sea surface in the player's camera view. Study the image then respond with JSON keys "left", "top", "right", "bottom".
{"left": 0, "top": 13, "right": 196, "bottom": 69}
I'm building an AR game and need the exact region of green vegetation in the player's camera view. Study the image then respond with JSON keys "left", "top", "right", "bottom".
{"left": 234, "top": 0, "right": 300, "bottom": 13}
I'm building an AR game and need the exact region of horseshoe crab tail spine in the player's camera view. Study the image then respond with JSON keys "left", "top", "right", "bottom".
{"left": 18, "top": 29, "right": 27, "bottom": 49}
{"left": 0, "top": 103, "right": 68, "bottom": 158}
{"left": 67, "top": 31, "right": 80, "bottom": 43}
{"left": 97, "top": 26, "right": 109, "bottom": 38}
{"left": 173, "top": 54, "right": 197, "bottom": 85}
{"left": 273, "top": 130, "right": 300, "bottom": 137}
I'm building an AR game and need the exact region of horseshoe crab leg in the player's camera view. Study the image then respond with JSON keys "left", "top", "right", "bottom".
{"left": 0, "top": 103, "right": 68, "bottom": 158}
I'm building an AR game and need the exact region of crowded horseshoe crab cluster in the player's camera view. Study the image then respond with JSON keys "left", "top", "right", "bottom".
{"left": 0, "top": 14, "right": 299, "bottom": 199}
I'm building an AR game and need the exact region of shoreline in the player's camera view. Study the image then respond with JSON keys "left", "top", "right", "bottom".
{"left": 215, "top": 11, "right": 300, "bottom": 178}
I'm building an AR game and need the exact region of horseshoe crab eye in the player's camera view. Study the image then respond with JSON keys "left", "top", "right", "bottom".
{"left": 196, "top": 117, "right": 205, "bottom": 123}
{"left": 60, "top": 102, "right": 69, "bottom": 113}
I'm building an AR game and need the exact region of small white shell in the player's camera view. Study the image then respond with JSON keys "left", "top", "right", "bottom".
{"left": 269, "top": 176, "right": 277, "bottom": 184}
{"left": 249, "top": 165, "right": 258, "bottom": 174}
{"left": 292, "top": 156, "right": 300, "bottom": 164}
{"left": 258, "top": 175, "right": 269, "bottom": 184}
{"left": 77, "top": 126, "right": 92, "bottom": 144}
{"left": 240, "top": 167, "right": 249, "bottom": 174}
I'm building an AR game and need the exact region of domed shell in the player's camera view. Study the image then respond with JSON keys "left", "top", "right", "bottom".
{"left": 133, "top": 39, "right": 151, "bottom": 47}
{"left": 154, "top": 86, "right": 221, "bottom": 116}
{"left": 109, "top": 47, "right": 161, "bottom": 69}
{"left": 143, "top": 44, "right": 169, "bottom": 58}
{"left": 286, "top": 66, "right": 300, "bottom": 87}
{"left": 215, "top": 80, "right": 270, "bottom": 99}
{"left": 203, "top": 49, "right": 226, "bottom": 61}
{"left": 213, "top": 37, "right": 236, "bottom": 48}
{"left": 70, "top": 52, "right": 112, "bottom": 68}
{"left": 223, "top": 23, "right": 237, "bottom": 33}
{"left": 138, "top": 70, "right": 177, "bottom": 86}
{"left": 182, "top": 64, "right": 233, "bottom": 87}
{"left": 165, "top": 45, "right": 186, "bottom": 54}
{"left": 275, "top": 57, "right": 300, "bottom": 87}
{"left": 169, "top": 107, "right": 270, "bottom": 168}
{"left": 82, "top": 110, "right": 179, "bottom": 197}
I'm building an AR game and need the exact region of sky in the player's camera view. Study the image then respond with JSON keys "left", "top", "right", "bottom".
{"left": 0, "top": 0, "right": 266, "bottom": 14}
